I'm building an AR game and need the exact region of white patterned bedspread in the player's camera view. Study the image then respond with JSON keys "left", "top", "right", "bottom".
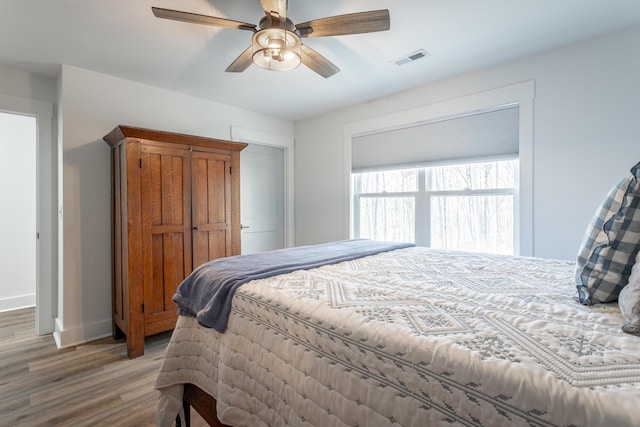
{"left": 155, "top": 247, "right": 640, "bottom": 427}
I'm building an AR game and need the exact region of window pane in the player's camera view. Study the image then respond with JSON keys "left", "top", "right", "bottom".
{"left": 358, "top": 169, "right": 418, "bottom": 193}
{"left": 430, "top": 194, "right": 514, "bottom": 255}
{"left": 359, "top": 197, "right": 415, "bottom": 243}
{"left": 428, "top": 160, "right": 516, "bottom": 191}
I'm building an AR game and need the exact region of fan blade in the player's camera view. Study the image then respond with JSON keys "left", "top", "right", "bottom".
{"left": 259, "top": 0, "right": 287, "bottom": 19}
{"left": 297, "top": 9, "right": 390, "bottom": 38}
{"left": 152, "top": 7, "right": 256, "bottom": 32}
{"left": 226, "top": 46, "right": 254, "bottom": 73}
{"left": 300, "top": 44, "right": 339, "bottom": 78}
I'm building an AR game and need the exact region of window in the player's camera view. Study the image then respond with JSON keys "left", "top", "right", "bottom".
{"left": 353, "top": 159, "right": 518, "bottom": 255}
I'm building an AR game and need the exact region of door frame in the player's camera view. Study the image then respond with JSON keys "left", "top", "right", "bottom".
{"left": 0, "top": 94, "right": 54, "bottom": 334}
{"left": 230, "top": 126, "right": 294, "bottom": 248}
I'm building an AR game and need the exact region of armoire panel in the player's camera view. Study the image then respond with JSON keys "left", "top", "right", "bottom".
{"left": 208, "top": 230, "right": 227, "bottom": 261}
{"left": 192, "top": 229, "right": 227, "bottom": 269}
{"left": 207, "top": 158, "right": 227, "bottom": 224}
{"left": 148, "top": 232, "right": 187, "bottom": 316}
{"left": 161, "top": 155, "right": 185, "bottom": 226}
{"left": 150, "top": 233, "right": 165, "bottom": 315}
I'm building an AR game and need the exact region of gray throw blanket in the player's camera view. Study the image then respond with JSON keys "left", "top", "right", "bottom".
{"left": 174, "top": 239, "right": 415, "bottom": 332}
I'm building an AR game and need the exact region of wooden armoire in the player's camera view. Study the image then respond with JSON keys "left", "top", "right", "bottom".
{"left": 103, "top": 125, "right": 247, "bottom": 358}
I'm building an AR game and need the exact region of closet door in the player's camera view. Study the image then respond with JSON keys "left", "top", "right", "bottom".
{"left": 140, "top": 143, "right": 192, "bottom": 335}
{"left": 191, "top": 151, "right": 232, "bottom": 268}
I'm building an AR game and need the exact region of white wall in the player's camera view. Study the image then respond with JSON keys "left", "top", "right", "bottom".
{"left": 0, "top": 66, "right": 58, "bottom": 102}
{"left": 294, "top": 24, "right": 640, "bottom": 261}
{"left": 56, "top": 65, "right": 294, "bottom": 347}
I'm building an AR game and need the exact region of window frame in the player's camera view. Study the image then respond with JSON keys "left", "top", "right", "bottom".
{"left": 343, "top": 81, "right": 534, "bottom": 256}
{"left": 353, "top": 159, "right": 519, "bottom": 253}
{"left": 352, "top": 170, "right": 421, "bottom": 241}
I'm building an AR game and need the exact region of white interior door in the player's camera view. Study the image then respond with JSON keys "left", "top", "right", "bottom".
{"left": 240, "top": 143, "right": 285, "bottom": 254}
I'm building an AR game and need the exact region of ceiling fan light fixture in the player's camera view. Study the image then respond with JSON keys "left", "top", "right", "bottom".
{"left": 252, "top": 28, "right": 301, "bottom": 71}
{"left": 151, "top": 5, "right": 390, "bottom": 78}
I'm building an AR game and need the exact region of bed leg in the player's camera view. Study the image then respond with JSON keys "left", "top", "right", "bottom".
{"left": 175, "top": 399, "right": 191, "bottom": 427}
{"left": 184, "top": 398, "right": 191, "bottom": 427}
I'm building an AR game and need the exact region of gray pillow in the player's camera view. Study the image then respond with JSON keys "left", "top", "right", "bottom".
{"left": 575, "top": 161, "right": 640, "bottom": 305}
{"left": 619, "top": 251, "right": 640, "bottom": 335}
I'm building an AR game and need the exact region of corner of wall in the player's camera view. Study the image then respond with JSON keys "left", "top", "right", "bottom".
{"left": 53, "top": 316, "right": 112, "bottom": 349}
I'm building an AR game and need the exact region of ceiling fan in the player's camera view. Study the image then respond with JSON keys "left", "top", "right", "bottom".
{"left": 151, "top": 1, "right": 390, "bottom": 78}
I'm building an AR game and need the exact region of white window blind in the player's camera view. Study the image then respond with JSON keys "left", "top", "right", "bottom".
{"left": 351, "top": 105, "right": 519, "bottom": 172}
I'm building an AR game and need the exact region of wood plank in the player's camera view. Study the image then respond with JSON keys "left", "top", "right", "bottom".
{"left": 0, "top": 308, "right": 209, "bottom": 426}
{"left": 141, "top": 143, "right": 191, "bottom": 352}
{"left": 230, "top": 151, "right": 242, "bottom": 256}
{"left": 104, "top": 125, "right": 248, "bottom": 153}
{"left": 184, "top": 383, "right": 231, "bottom": 427}
{"left": 113, "top": 143, "right": 124, "bottom": 328}
{"left": 126, "top": 139, "right": 145, "bottom": 358}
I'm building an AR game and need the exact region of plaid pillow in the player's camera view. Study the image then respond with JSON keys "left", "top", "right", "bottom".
{"left": 575, "top": 161, "right": 640, "bottom": 304}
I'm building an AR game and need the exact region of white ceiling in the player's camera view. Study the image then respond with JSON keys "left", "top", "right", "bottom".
{"left": 2, "top": 0, "right": 640, "bottom": 121}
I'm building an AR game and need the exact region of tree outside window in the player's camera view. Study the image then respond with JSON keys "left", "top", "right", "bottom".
{"left": 353, "top": 159, "right": 517, "bottom": 255}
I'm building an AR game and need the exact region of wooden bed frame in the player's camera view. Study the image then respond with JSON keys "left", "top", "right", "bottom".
{"left": 177, "top": 383, "right": 230, "bottom": 427}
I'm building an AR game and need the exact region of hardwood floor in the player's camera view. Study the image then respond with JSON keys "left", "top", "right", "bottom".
{"left": 0, "top": 308, "right": 207, "bottom": 426}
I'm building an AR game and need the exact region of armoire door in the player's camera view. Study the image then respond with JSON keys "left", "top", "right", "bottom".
{"left": 140, "top": 143, "right": 193, "bottom": 335}
{"left": 191, "top": 151, "right": 232, "bottom": 268}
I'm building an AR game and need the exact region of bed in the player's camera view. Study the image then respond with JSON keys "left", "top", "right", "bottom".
{"left": 154, "top": 239, "right": 640, "bottom": 427}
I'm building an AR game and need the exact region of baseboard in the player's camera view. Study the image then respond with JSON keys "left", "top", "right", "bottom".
{"left": 53, "top": 317, "right": 112, "bottom": 349}
{"left": 0, "top": 293, "right": 36, "bottom": 313}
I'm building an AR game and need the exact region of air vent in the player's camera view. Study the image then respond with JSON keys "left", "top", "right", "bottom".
{"left": 392, "top": 49, "right": 430, "bottom": 66}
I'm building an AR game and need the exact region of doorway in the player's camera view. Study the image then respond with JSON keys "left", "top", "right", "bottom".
{"left": 0, "top": 111, "right": 37, "bottom": 312}
{"left": 232, "top": 126, "right": 294, "bottom": 253}
{"left": 0, "top": 95, "right": 54, "bottom": 335}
